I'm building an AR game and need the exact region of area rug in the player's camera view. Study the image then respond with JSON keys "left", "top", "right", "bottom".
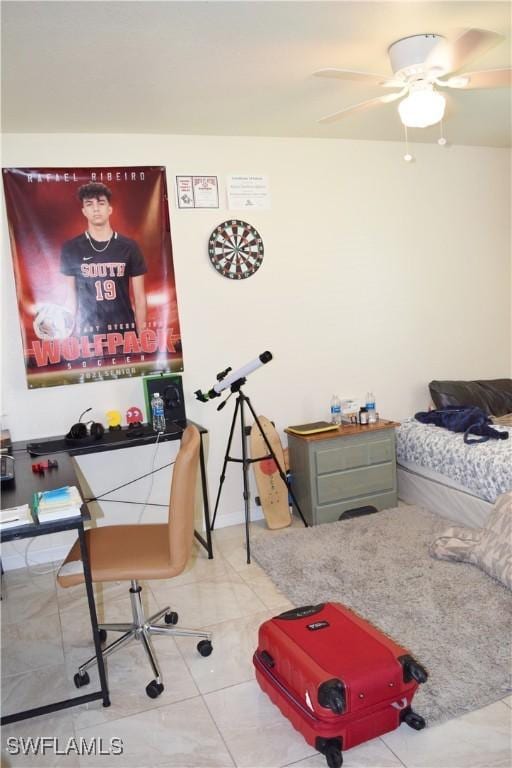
{"left": 251, "top": 505, "right": 512, "bottom": 726}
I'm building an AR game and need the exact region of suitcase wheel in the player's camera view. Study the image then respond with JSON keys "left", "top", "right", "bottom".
{"left": 318, "top": 678, "right": 346, "bottom": 714}
{"left": 399, "top": 654, "right": 428, "bottom": 684}
{"left": 403, "top": 709, "right": 426, "bottom": 731}
{"left": 316, "top": 738, "right": 343, "bottom": 768}
{"left": 325, "top": 743, "right": 343, "bottom": 768}
{"left": 408, "top": 660, "right": 428, "bottom": 684}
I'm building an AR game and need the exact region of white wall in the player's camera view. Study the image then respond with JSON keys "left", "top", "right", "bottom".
{"left": 2, "top": 133, "right": 511, "bottom": 542}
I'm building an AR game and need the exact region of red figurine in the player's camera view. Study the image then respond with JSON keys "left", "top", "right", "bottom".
{"left": 126, "top": 406, "right": 143, "bottom": 427}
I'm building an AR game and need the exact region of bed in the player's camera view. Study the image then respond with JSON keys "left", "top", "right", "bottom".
{"left": 397, "top": 379, "right": 512, "bottom": 528}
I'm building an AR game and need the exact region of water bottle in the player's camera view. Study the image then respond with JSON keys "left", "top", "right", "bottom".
{"left": 366, "top": 392, "right": 377, "bottom": 423}
{"left": 151, "top": 392, "right": 166, "bottom": 433}
{"left": 330, "top": 394, "right": 342, "bottom": 425}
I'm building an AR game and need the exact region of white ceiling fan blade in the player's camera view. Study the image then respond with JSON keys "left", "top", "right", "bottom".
{"left": 319, "top": 90, "right": 405, "bottom": 124}
{"left": 314, "top": 68, "right": 390, "bottom": 86}
{"left": 380, "top": 88, "right": 408, "bottom": 103}
{"left": 380, "top": 78, "right": 407, "bottom": 88}
{"left": 453, "top": 67, "right": 512, "bottom": 89}
{"left": 434, "top": 76, "right": 470, "bottom": 89}
{"left": 426, "top": 28, "right": 503, "bottom": 77}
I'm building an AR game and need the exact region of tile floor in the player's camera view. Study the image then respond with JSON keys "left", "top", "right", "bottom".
{"left": 1, "top": 518, "right": 511, "bottom": 768}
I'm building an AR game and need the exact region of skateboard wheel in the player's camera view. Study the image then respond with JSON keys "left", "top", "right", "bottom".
{"left": 255, "top": 496, "right": 261, "bottom": 506}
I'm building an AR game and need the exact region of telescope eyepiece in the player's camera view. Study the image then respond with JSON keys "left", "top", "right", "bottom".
{"left": 216, "top": 366, "right": 232, "bottom": 382}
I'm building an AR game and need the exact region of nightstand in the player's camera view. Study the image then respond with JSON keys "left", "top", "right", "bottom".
{"left": 285, "top": 420, "right": 400, "bottom": 525}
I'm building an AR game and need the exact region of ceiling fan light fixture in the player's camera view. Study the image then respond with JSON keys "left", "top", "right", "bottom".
{"left": 398, "top": 84, "right": 446, "bottom": 128}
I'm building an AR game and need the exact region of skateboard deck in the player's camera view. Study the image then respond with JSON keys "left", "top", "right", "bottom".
{"left": 250, "top": 416, "right": 292, "bottom": 530}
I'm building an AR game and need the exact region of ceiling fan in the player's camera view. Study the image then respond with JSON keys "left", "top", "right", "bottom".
{"left": 315, "top": 29, "right": 511, "bottom": 128}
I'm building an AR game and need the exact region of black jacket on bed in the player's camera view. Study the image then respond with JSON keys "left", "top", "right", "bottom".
{"left": 414, "top": 406, "right": 509, "bottom": 445}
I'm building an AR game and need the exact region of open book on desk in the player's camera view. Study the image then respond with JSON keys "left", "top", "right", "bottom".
{"left": 33, "top": 486, "right": 82, "bottom": 522}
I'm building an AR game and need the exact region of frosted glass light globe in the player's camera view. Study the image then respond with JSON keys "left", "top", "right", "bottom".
{"left": 398, "top": 85, "right": 446, "bottom": 128}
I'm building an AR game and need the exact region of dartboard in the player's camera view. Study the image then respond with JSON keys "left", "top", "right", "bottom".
{"left": 208, "top": 220, "right": 264, "bottom": 279}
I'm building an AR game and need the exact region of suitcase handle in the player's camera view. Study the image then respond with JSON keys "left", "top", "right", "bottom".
{"left": 276, "top": 604, "right": 325, "bottom": 620}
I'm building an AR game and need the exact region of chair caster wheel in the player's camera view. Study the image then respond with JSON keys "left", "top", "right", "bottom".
{"left": 98, "top": 629, "right": 107, "bottom": 643}
{"left": 74, "top": 671, "right": 90, "bottom": 688}
{"left": 165, "top": 611, "right": 179, "bottom": 625}
{"left": 197, "top": 640, "right": 213, "bottom": 657}
{"left": 404, "top": 710, "right": 426, "bottom": 730}
{"left": 146, "top": 680, "right": 164, "bottom": 699}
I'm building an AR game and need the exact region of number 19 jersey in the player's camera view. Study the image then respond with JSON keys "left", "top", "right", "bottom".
{"left": 60, "top": 232, "right": 147, "bottom": 335}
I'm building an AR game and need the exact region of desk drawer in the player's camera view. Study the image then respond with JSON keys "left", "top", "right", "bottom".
{"left": 315, "top": 436, "right": 394, "bottom": 475}
{"left": 317, "top": 463, "right": 395, "bottom": 505}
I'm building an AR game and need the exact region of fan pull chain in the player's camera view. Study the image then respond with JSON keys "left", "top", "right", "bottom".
{"left": 438, "top": 119, "right": 447, "bottom": 146}
{"left": 403, "top": 126, "right": 414, "bottom": 163}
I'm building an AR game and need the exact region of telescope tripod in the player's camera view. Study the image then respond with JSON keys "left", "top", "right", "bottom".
{"left": 211, "top": 385, "right": 308, "bottom": 564}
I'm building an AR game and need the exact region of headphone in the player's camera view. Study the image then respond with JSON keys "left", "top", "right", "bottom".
{"left": 66, "top": 408, "right": 105, "bottom": 442}
{"left": 162, "top": 384, "right": 181, "bottom": 410}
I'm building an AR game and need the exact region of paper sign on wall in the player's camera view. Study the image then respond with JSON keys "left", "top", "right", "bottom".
{"left": 227, "top": 175, "right": 270, "bottom": 210}
{"left": 176, "top": 176, "right": 219, "bottom": 208}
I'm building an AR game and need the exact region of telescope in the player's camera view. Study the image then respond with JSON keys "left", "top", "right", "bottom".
{"left": 195, "top": 351, "right": 272, "bottom": 402}
{"left": 198, "top": 348, "right": 306, "bottom": 563}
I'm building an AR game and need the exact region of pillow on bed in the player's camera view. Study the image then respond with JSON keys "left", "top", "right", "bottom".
{"left": 429, "top": 492, "right": 512, "bottom": 590}
{"left": 429, "top": 379, "right": 512, "bottom": 417}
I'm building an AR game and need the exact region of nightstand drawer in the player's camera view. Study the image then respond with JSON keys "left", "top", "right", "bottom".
{"left": 315, "top": 436, "right": 394, "bottom": 475}
{"left": 317, "top": 463, "right": 395, "bottom": 505}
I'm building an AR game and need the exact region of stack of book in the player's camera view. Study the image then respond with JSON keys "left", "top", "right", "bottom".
{"left": 0, "top": 504, "right": 32, "bottom": 530}
{"left": 33, "top": 486, "right": 82, "bottom": 522}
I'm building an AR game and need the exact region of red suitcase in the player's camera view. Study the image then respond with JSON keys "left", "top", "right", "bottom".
{"left": 253, "top": 602, "right": 428, "bottom": 768}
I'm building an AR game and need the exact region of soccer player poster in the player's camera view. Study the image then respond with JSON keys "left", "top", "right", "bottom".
{"left": 3, "top": 166, "right": 183, "bottom": 388}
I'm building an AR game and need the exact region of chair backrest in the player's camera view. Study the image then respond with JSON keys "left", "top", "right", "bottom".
{"left": 168, "top": 424, "right": 201, "bottom": 571}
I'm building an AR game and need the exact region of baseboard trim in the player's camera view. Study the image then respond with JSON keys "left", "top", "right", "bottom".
{"left": 1, "top": 544, "right": 70, "bottom": 572}
{"left": 212, "top": 506, "right": 265, "bottom": 529}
